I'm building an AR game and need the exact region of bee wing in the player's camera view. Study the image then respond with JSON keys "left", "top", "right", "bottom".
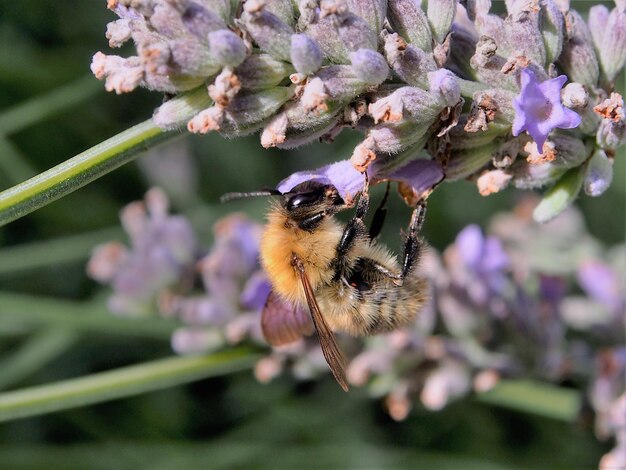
{"left": 293, "top": 255, "right": 349, "bottom": 392}
{"left": 261, "top": 289, "right": 314, "bottom": 346}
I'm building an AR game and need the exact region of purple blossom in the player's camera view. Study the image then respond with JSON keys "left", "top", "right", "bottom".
{"left": 277, "top": 158, "right": 444, "bottom": 203}
{"left": 512, "top": 69, "right": 581, "bottom": 153}
{"left": 578, "top": 261, "right": 625, "bottom": 314}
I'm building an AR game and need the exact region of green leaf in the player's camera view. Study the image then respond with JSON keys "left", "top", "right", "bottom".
{"left": 0, "top": 348, "right": 260, "bottom": 423}
{"left": 0, "top": 75, "right": 101, "bottom": 135}
{"left": 476, "top": 379, "right": 581, "bottom": 422}
{"left": 0, "top": 119, "right": 175, "bottom": 227}
{"left": 0, "top": 226, "right": 121, "bottom": 277}
{"left": 533, "top": 166, "right": 584, "bottom": 223}
{"left": 0, "top": 328, "right": 77, "bottom": 390}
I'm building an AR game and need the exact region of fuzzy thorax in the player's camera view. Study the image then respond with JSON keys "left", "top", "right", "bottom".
{"left": 259, "top": 207, "right": 344, "bottom": 305}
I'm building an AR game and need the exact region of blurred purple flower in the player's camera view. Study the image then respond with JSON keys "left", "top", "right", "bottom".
{"left": 578, "top": 261, "right": 625, "bottom": 314}
{"left": 512, "top": 69, "right": 581, "bottom": 153}
{"left": 456, "top": 225, "right": 509, "bottom": 275}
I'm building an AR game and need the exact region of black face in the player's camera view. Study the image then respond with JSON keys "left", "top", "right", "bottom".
{"left": 282, "top": 182, "right": 343, "bottom": 210}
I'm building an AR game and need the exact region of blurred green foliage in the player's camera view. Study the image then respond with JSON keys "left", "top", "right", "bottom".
{"left": 0, "top": 1, "right": 621, "bottom": 468}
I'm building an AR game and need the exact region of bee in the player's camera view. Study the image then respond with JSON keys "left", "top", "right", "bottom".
{"left": 223, "top": 179, "right": 427, "bottom": 391}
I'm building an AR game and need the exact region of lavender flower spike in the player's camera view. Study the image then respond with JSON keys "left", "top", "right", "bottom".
{"left": 512, "top": 69, "right": 581, "bottom": 153}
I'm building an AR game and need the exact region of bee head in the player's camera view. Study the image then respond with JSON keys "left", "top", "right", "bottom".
{"left": 281, "top": 181, "right": 345, "bottom": 219}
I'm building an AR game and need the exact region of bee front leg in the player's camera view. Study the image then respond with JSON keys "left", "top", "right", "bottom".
{"left": 332, "top": 185, "right": 370, "bottom": 280}
{"left": 400, "top": 200, "right": 426, "bottom": 281}
{"left": 368, "top": 182, "right": 390, "bottom": 240}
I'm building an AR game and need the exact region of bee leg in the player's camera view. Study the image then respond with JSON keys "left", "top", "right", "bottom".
{"left": 298, "top": 212, "right": 326, "bottom": 231}
{"left": 332, "top": 186, "right": 371, "bottom": 279}
{"left": 368, "top": 182, "right": 390, "bottom": 240}
{"left": 400, "top": 200, "right": 427, "bottom": 281}
{"left": 369, "top": 261, "right": 403, "bottom": 285}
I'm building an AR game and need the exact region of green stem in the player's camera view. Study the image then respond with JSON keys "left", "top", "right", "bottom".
{"left": 476, "top": 379, "right": 581, "bottom": 422}
{"left": 0, "top": 292, "right": 178, "bottom": 339}
{"left": 0, "top": 349, "right": 260, "bottom": 423}
{"left": 0, "top": 75, "right": 101, "bottom": 135}
{"left": 0, "top": 328, "right": 77, "bottom": 391}
{"left": 0, "top": 119, "right": 176, "bottom": 227}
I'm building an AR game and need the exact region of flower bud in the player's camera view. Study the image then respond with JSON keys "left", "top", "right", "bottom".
{"left": 561, "top": 83, "right": 588, "bottom": 110}
{"left": 428, "top": 69, "right": 461, "bottom": 107}
{"left": 91, "top": 52, "right": 143, "bottom": 94}
{"left": 235, "top": 54, "right": 294, "bottom": 90}
{"left": 539, "top": 0, "right": 565, "bottom": 64}
{"left": 338, "top": 12, "right": 378, "bottom": 53}
{"left": 387, "top": 0, "right": 433, "bottom": 52}
{"left": 305, "top": 14, "right": 348, "bottom": 63}
{"left": 525, "top": 134, "right": 590, "bottom": 168}
{"left": 346, "top": 0, "right": 388, "bottom": 33}
{"left": 262, "top": 0, "right": 296, "bottom": 27}
{"left": 597, "top": 5, "right": 626, "bottom": 82}
{"left": 474, "top": 4, "right": 510, "bottom": 56}
{"left": 383, "top": 33, "right": 437, "bottom": 88}
{"left": 557, "top": 10, "right": 599, "bottom": 88}
{"left": 189, "top": 86, "right": 295, "bottom": 136}
{"left": 426, "top": 0, "right": 457, "bottom": 43}
{"left": 588, "top": 5, "right": 609, "bottom": 50}
{"left": 476, "top": 169, "right": 512, "bottom": 195}
{"left": 261, "top": 112, "right": 289, "bottom": 148}
{"left": 241, "top": 3, "right": 294, "bottom": 61}
{"left": 446, "top": 24, "right": 479, "bottom": 80}
{"left": 169, "top": 36, "right": 221, "bottom": 77}
{"left": 278, "top": 104, "right": 342, "bottom": 149}
{"left": 290, "top": 34, "right": 324, "bottom": 75}
{"left": 533, "top": 166, "right": 585, "bottom": 223}
{"left": 106, "top": 19, "right": 132, "bottom": 48}
{"left": 504, "top": 4, "right": 546, "bottom": 66}
{"left": 208, "top": 29, "right": 247, "bottom": 68}
{"left": 584, "top": 149, "right": 613, "bottom": 197}
{"left": 305, "top": 7, "right": 377, "bottom": 63}
{"left": 470, "top": 36, "right": 518, "bottom": 91}
{"left": 450, "top": 117, "right": 509, "bottom": 149}
{"left": 153, "top": 86, "right": 213, "bottom": 130}
{"left": 368, "top": 86, "right": 443, "bottom": 124}
{"left": 349, "top": 49, "right": 389, "bottom": 85}
{"left": 465, "top": 89, "right": 516, "bottom": 132}
{"left": 512, "top": 160, "right": 566, "bottom": 189}
{"left": 595, "top": 93, "right": 626, "bottom": 150}
{"left": 180, "top": 2, "right": 228, "bottom": 39}
{"left": 221, "top": 86, "right": 296, "bottom": 135}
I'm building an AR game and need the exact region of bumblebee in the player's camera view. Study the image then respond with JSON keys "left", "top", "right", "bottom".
{"left": 224, "top": 180, "right": 427, "bottom": 391}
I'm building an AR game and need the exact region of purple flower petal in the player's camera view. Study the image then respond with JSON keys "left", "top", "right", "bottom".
{"left": 373, "top": 158, "right": 445, "bottom": 194}
{"left": 512, "top": 68, "right": 581, "bottom": 152}
{"left": 578, "top": 261, "right": 624, "bottom": 312}
{"left": 277, "top": 160, "right": 364, "bottom": 200}
{"left": 240, "top": 270, "right": 272, "bottom": 310}
{"left": 278, "top": 158, "right": 444, "bottom": 202}
{"left": 482, "top": 236, "right": 509, "bottom": 272}
{"left": 456, "top": 225, "right": 484, "bottom": 268}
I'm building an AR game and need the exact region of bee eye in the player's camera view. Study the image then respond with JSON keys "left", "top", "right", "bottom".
{"left": 286, "top": 191, "right": 320, "bottom": 210}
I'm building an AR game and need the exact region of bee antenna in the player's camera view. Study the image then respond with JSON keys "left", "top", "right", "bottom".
{"left": 220, "top": 189, "right": 281, "bottom": 203}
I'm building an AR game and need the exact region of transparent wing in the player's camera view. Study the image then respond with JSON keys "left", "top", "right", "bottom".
{"left": 261, "top": 289, "right": 314, "bottom": 346}
{"left": 293, "top": 254, "right": 349, "bottom": 392}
